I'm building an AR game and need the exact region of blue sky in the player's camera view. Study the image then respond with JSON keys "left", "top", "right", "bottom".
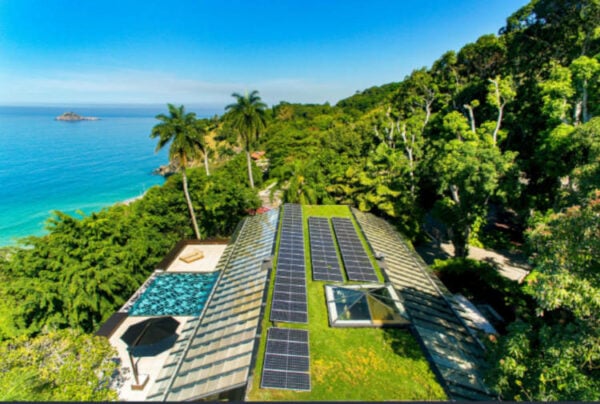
{"left": 0, "top": 0, "right": 529, "bottom": 110}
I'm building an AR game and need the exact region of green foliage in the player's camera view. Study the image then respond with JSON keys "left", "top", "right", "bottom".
{"left": 539, "top": 61, "right": 575, "bottom": 124}
{"left": 431, "top": 132, "right": 517, "bottom": 257}
{"left": 225, "top": 90, "right": 268, "bottom": 152}
{"left": 279, "top": 159, "right": 334, "bottom": 205}
{"left": 486, "top": 319, "right": 600, "bottom": 401}
{"left": 336, "top": 82, "right": 401, "bottom": 116}
{"left": 151, "top": 104, "right": 206, "bottom": 167}
{"left": 526, "top": 191, "right": 600, "bottom": 318}
{"left": 0, "top": 329, "right": 118, "bottom": 401}
{"left": 486, "top": 190, "right": 600, "bottom": 401}
{"left": 467, "top": 214, "right": 486, "bottom": 248}
{"left": 457, "top": 34, "right": 507, "bottom": 80}
{"left": 569, "top": 118, "right": 600, "bottom": 199}
{"left": 213, "top": 151, "right": 263, "bottom": 191}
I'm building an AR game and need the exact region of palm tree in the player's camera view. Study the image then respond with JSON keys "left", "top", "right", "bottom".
{"left": 225, "top": 90, "right": 267, "bottom": 188}
{"left": 151, "top": 104, "right": 202, "bottom": 239}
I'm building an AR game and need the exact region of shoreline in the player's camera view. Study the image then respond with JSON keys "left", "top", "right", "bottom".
{"left": 0, "top": 191, "right": 152, "bottom": 247}
{"left": 120, "top": 192, "right": 147, "bottom": 206}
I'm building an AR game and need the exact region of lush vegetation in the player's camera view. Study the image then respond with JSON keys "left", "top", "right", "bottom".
{"left": 246, "top": 205, "right": 446, "bottom": 401}
{"left": 0, "top": 329, "right": 118, "bottom": 401}
{"left": 0, "top": 0, "right": 598, "bottom": 400}
{"left": 485, "top": 191, "right": 600, "bottom": 401}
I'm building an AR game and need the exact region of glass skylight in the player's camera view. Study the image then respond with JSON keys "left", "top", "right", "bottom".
{"left": 325, "top": 284, "right": 410, "bottom": 327}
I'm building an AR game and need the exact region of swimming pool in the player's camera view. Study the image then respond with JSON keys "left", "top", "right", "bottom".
{"left": 128, "top": 272, "right": 220, "bottom": 316}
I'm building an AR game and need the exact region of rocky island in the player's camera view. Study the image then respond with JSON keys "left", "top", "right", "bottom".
{"left": 55, "top": 111, "right": 99, "bottom": 121}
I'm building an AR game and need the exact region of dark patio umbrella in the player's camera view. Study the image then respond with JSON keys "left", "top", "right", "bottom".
{"left": 120, "top": 316, "right": 180, "bottom": 387}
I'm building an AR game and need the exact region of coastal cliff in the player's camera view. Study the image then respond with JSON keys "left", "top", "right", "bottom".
{"left": 153, "top": 161, "right": 179, "bottom": 177}
{"left": 153, "top": 156, "right": 204, "bottom": 177}
{"left": 55, "top": 111, "right": 99, "bottom": 121}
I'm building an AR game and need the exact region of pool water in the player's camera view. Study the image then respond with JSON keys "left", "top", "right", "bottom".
{"left": 128, "top": 272, "right": 220, "bottom": 316}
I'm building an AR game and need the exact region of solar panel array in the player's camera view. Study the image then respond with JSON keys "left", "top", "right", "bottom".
{"left": 271, "top": 204, "right": 308, "bottom": 323}
{"left": 308, "top": 217, "right": 344, "bottom": 282}
{"left": 261, "top": 327, "right": 311, "bottom": 391}
{"left": 331, "top": 217, "right": 379, "bottom": 282}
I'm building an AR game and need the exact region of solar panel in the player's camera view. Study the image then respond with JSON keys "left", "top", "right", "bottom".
{"left": 331, "top": 217, "right": 379, "bottom": 282}
{"left": 308, "top": 217, "right": 344, "bottom": 282}
{"left": 271, "top": 204, "right": 308, "bottom": 324}
{"left": 261, "top": 327, "right": 311, "bottom": 391}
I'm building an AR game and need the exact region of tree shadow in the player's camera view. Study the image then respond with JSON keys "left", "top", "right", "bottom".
{"left": 414, "top": 241, "right": 451, "bottom": 265}
{"left": 382, "top": 326, "right": 428, "bottom": 361}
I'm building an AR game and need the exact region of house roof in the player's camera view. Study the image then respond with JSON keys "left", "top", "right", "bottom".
{"left": 105, "top": 204, "right": 498, "bottom": 401}
{"left": 145, "top": 209, "right": 279, "bottom": 401}
{"left": 352, "top": 208, "right": 496, "bottom": 401}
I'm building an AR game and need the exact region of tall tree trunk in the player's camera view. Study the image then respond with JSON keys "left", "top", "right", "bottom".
{"left": 400, "top": 123, "right": 416, "bottom": 197}
{"left": 246, "top": 150, "right": 255, "bottom": 189}
{"left": 574, "top": 100, "right": 583, "bottom": 125}
{"left": 464, "top": 104, "right": 477, "bottom": 134}
{"left": 385, "top": 107, "right": 396, "bottom": 149}
{"left": 450, "top": 184, "right": 460, "bottom": 204}
{"left": 452, "top": 225, "right": 470, "bottom": 258}
{"left": 582, "top": 78, "right": 589, "bottom": 123}
{"left": 203, "top": 152, "right": 210, "bottom": 176}
{"left": 424, "top": 99, "right": 432, "bottom": 127}
{"left": 181, "top": 168, "right": 201, "bottom": 239}
{"left": 489, "top": 77, "right": 505, "bottom": 144}
{"left": 493, "top": 105, "right": 503, "bottom": 145}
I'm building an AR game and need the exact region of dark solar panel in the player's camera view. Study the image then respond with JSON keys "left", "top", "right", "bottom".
{"left": 331, "top": 217, "right": 379, "bottom": 282}
{"left": 270, "top": 310, "right": 308, "bottom": 323}
{"left": 308, "top": 217, "right": 344, "bottom": 282}
{"left": 271, "top": 204, "right": 308, "bottom": 324}
{"left": 261, "top": 327, "right": 311, "bottom": 391}
{"left": 287, "top": 355, "right": 310, "bottom": 371}
{"left": 272, "top": 300, "right": 308, "bottom": 312}
{"left": 285, "top": 372, "right": 311, "bottom": 390}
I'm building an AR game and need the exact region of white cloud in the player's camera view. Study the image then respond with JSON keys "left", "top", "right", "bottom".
{"left": 0, "top": 68, "right": 350, "bottom": 107}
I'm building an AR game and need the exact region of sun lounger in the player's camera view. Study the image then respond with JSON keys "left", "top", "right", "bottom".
{"left": 179, "top": 249, "right": 205, "bottom": 263}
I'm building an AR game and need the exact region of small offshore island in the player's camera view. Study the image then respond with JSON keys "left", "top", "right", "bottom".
{"left": 55, "top": 111, "right": 99, "bottom": 121}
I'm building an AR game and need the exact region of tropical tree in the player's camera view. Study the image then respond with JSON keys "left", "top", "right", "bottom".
{"left": 225, "top": 90, "right": 268, "bottom": 188}
{"left": 151, "top": 104, "right": 203, "bottom": 239}
{"left": 431, "top": 111, "right": 517, "bottom": 257}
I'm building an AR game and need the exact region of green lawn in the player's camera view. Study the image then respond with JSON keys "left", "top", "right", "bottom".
{"left": 246, "top": 205, "right": 446, "bottom": 401}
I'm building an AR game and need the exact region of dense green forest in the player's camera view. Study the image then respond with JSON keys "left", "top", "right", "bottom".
{"left": 0, "top": 0, "right": 598, "bottom": 400}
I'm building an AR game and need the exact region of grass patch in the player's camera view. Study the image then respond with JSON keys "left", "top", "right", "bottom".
{"left": 246, "top": 204, "right": 446, "bottom": 401}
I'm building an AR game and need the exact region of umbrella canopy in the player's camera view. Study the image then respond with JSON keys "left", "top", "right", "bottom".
{"left": 121, "top": 316, "right": 180, "bottom": 351}
{"left": 120, "top": 316, "right": 180, "bottom": 387}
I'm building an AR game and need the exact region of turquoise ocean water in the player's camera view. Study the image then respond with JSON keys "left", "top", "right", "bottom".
{"left": 0, "top": 106, "right": 175, "bottom": 246}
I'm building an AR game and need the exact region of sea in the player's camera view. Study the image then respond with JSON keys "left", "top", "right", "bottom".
{"left": 0, "top": 105, "right": 215, "bottom": 247}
